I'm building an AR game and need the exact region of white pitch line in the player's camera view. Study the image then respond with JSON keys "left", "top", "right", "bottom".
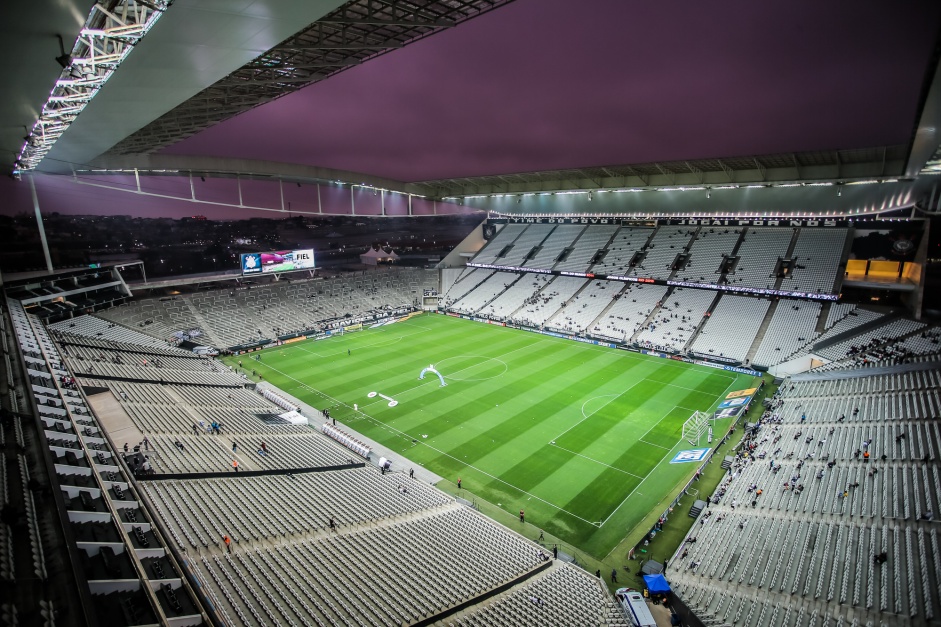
{"left": 550, "top": 444, "right": 645, "bottom": 480}
{"left": 639, "top": 438, "right": 672, "bottom": 451}
{"left": 358, "top": 340, "right": 544, "bottom": 409}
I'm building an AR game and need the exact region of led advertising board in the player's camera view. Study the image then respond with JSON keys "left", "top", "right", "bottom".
{"left": 241, "top": 249, "right": 315, "bottom": 275}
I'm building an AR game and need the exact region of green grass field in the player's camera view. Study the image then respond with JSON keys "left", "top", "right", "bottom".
{"left": 225, "top": 314, "right": 758, "bottom": 558}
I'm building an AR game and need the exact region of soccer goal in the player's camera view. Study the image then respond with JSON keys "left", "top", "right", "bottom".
{"left": 682, "top": 411, "right": 711, "bottom": 446}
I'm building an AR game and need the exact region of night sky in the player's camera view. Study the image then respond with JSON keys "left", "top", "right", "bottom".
{"left": 164, "top": 0, "right": 941, "bottom": 182}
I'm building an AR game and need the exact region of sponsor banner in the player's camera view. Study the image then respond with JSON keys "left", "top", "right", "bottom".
{"left": 640, "top": 348, "right": 761, "bottom": 376}
{"left": 446, "top": 312, "right": 460, "bottom": 317}
{"left": 726, "top": 387, "right": 759, "bottom": 399}
{"left": 343, "top": 323, "right": 363, "bottom": 333}
{"left": 466, "top": 262, "right": 553, "bottom": 274}
{"left": 492, "top": 216, "right": 657, "bottom": 227}
{"left": 713, "top": 405, "right": 746, "bottom": 419}
{"left": 718, "top": 397, "right": 750, "bottom": 409}
{"left": 616, "top": 345, "right": 641, "bottom": 352}
{"left": 282, "top": 337, "right": 305, "bottom": 345}
{"left": 668, "top": 218, "right": 847, "bottom": 228}
{"left": 671, "top": 448, "right": 711, "bottom": 464}
{"left": 689, "top": 351, "right": 741, "bottom": 365}
{"left": 487, "top": 217, "right": 918, "bottom": 229}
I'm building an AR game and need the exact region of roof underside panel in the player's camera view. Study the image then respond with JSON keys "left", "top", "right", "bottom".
{"left": 108, "top": 0, "right": 514, "bottom": 155}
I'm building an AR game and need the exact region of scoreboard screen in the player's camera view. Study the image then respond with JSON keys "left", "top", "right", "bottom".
{"left": 241, "top": 249, "right": 315, "bottom": 275}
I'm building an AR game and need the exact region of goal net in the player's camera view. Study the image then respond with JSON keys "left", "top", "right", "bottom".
{"left": 682, "top": 411, "right": 710, "bottom": 446}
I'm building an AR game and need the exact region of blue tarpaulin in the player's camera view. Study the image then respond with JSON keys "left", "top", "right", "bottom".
{"left": 643, "top": 574, "right": 671, "bottom": 594}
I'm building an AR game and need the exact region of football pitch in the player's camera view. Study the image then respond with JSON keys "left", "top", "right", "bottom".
{"left": 226, "top": 314, "right": 757, "bottom": 557}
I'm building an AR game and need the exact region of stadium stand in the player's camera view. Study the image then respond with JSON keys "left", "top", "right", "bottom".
{"left": 590, "top": 284, "right": 670, "bottom": 343}
{"left": 5, "top": 299, "right": 204, "bottom": 625}
{"left": 751, "top": 300, "right": 823, "bottom": 367}
{"left": 674, "top": 228, "right": 743, "bottom": 284}
{"left": 525, "top": 224, "right": 585, "bottom": 270}
{"left": 442, "top": 267, "right": 494, "bottom": 308}
{"left": 590, "top": 227, "right": 655, "bottom": 276}
{"left": 471, "top": 224, "right": 528, "bottom": 265}
{"left": 546, "top": 280, "right": 623, "bottom": 334}
{"left": 689, "top": 295, "right": 770, "bottom": 362}
{"left": 634, "top": 287, "right": 717, "bottom": 352}
{"left": 511, "top": 275, "right": 588, "bottom": 328}
{"left": 815, "top": 318, "right": 927, "bottom": 362}
{"left": 553, "top": 224, "right": 620, "bottom": 273}
{"left": 477, "top": 272, "right": 553, "bottom": 320}
{"left": 631, "top": 227, "right": 697, "bottom": 280}
{"left": 451, "top": 270, "right": 523, "bottom": 314}
{"left": 728, "top": 227, "right": 795, "bottom": 290}
{"left": 494, "top": 224, "right": 553, "bottom": 267}
{"left": 97, "top": 268, "right": 430, "bottom": 349}
{"left": 668, "top": 360, "right": 941, "bottom": 627}
{"left": 781, "top": 228, "right": 849, "bottom": 294}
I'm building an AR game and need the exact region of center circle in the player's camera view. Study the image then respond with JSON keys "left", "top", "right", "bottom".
{"left": 434, "top": 355, "right": 508, "bottom": 381}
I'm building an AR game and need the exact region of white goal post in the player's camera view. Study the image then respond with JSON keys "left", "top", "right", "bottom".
{"left": 682, "top": 411, "right": 711, "bottom": 446}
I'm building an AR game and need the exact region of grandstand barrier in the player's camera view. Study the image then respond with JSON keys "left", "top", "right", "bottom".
{"left": 134, "top": 462, "right": 365, "bottom": 482}
{"left": 259, "top": 387, "right": 299, "bottom": 412}
{"left": 321, "top": 423, "right": 371, "bottom": 458}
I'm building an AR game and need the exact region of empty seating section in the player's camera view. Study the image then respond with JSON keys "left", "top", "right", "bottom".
{"left": 511, "top": 276, "right": 587, "bottom": 328}
{"left": 634, "top": 288, "right": 716, "bottom": 352}
{"left": 591, "top": 227, "right": 654, "bottom": 276}
{"left": 590, "top": 284, "right": 669, "bottom": 342}
{"left": 97, "top": 269, "right": 429, "bottom": 349}
{"left": 781, "top": 228, "right": 848, "bottom": 294}
{"left": 98, "top": 297, "right": 202, "bottom": 344}
{"left": 61, "top": 344, "right": 240, "bottom": 386}
{"left": 674, "top": 228, "right": 742, "bottom": 283}
{"left": 451, "top": 271, "right": 522, "bottom": 314}
{"left": 546, "top": 280, "right": 623, "bottom": 334}
{"left": 471, "top": 224, "right": 526, "bottom": 264}
{"left": 630, "top": 227, "right": 696, "bottom": 280}
{"left": 441, "top": 268, "right": 493, "bottom": 308}
{"left": 669, "top": 361, "right": 941, "bottom": 626}
{"left": 456, "top": 563, "right": 622, "bottom": 626}
{"left": 554, "top": 224, "right": 619, "bottom": 272}
{"left": 525, "top": 225, "right": 585, "bottom": 269}
{"left": 144, "top": 468, "right": 452, "bottom": 548}
{"left": 751, "top": 300, "right": 822, "bottom": 367}
{"left": 495, "top": 224, "right": 554, "bottom": 266}
{"left": 523, "top": 224, "right": 590, "bottom": 270}
{"left": 48, "top": 314, "right": 174, "bottom": 349}
{"left": 816, "top": 318, "right": 927, "bottom": 362}
{"left": 477, "top": 273, "right": 552, "bottom": 320}
{"left": 188, "top": 506, "right": 545, "bottom": 626}
{"left": 827, "top": 303, "right": 856, "bottom": 329}
{"left": 728, "top": 227, "right": 793, "bottom": 290}
{"left": 690, "top": 295, "right": 770, "bottom": 362}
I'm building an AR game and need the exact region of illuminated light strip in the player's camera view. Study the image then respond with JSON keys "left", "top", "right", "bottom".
{"left": 14, "top": 1, "right": 170, "bottom": 173}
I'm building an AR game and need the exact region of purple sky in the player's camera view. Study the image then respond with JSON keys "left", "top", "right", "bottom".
{"left": 164, "top": 0, "right": 941, "bottom": 182}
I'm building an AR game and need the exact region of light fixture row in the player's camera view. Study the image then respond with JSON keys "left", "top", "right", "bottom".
{"left": 14, "top": 1, "right": 169, "bottom": 173}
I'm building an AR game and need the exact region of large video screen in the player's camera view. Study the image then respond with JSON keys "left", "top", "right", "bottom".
{"left": 241, "top": 249, "right": 315, "bottom": 275}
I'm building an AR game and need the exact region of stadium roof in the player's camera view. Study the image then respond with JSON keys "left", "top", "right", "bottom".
{"left": 2, "top": 0, "right": 940, "bottom": 217}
